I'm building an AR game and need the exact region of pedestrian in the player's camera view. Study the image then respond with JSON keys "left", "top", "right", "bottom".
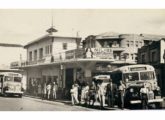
{"left": 140, "top": 83, "right": 149, "bottom": 109}
{"left": 52, "top": 82, "right": 57, "bottom": 100}
{"left": 81, "top": 81, "right": 89, "bottom": 104}
{"left": 70, "top": 84, "right": 79, "bottom": 105}
{"left": 46, "top": 83, "right": 51, "bottom": 100}
{"left": 118, "top": 80, "right": 126, "bottom": 109}
{"left": 106, "top": 78, "right": 117, "bottom": 107}
{"left": 42, "top": 82, "right": 47, "bottom": 99}
{"left": 97, "top": 80, "right": 106, "bottom": 108}
{"left": 89, "top": 81, "right": 97, "bottom": 106}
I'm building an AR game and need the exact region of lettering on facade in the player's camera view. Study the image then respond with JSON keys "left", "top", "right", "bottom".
{"left": 66, "top": 48, "right": 114, "bottom": 59}
{"left": 90, "top": 48, "right": 113, "bottom": 59}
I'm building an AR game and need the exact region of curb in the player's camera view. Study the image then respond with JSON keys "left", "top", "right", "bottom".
{"left": 24, "top": 95, "right": 71, "bottom": 106}
{"left": 23, "top": 95, "right": 99, "bottom": 111}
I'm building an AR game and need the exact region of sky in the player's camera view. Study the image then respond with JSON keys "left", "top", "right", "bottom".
{"left": 0, "top": 9, "right": 165, "bottom": 66}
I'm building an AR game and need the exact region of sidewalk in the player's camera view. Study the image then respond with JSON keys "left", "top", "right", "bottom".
{"left": 24, "top": 95, "right": 99, "bottom": 111}
{"left": 24, "top": 94, "right": 72, "bottom": 105}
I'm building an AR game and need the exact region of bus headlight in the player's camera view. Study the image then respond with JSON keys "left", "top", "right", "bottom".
{"left": 130, "top": 88, "right": 134, "bottom": 93}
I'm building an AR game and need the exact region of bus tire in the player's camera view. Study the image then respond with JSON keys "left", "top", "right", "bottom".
{"left": 155, "top": 102, "right": 162, "bottom": 109}
{"left": 19, "top": 94, "right": 22, "bottom": 98}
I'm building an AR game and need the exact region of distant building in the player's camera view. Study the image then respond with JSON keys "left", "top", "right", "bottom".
{"left": 138, "top": 38, "right": 165, "bottom": 96}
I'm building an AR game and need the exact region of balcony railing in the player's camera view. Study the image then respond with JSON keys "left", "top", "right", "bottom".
{"left": 10, "top": 47, "right": 137, "bottom": 68}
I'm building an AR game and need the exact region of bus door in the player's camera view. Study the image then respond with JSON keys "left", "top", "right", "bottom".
{"left": 0, "top": 75, "right": 3, "bottom": 94}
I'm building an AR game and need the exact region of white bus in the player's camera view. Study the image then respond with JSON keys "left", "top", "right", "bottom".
{"left": 0, "top": 72, "right": 23, "bottom": 97}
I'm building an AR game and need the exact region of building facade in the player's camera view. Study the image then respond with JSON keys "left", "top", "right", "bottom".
{"left": 138, "top": 38, "right": 165, "bottom": 96}
{"left": 11, "top": 28, "right": 165, "bottom": 98}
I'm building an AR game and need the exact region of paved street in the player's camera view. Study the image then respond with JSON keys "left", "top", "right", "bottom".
{"left": 0, "top": 96, "right": 97, "bottom": 111}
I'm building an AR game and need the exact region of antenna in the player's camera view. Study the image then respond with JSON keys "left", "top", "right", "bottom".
{"left": 46, "top": 9, "right": 58, "bottom": 34}
{"left": 51, "top": 9, "right": 54, "bottom": 27}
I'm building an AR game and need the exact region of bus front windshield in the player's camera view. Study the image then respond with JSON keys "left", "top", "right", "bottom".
{"left": 14, "top": 77, "right": 21, "bottom": 82}
{"left": 140, "top": 71, "right": 155, "bottom": 80}
{"left": 123, "top": 71, "right": 155, "bottom": 81}
{"left": 5, "top": 76, "right": 13, "bottom": 81}
{"left": 123, "top": 72, "right": 139, "bottom": 81}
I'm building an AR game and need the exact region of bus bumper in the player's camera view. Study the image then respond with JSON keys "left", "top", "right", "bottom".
{"left": 130, "top": 98, "right": 163, "bottom": 104}
{"left": 5, "top": 91, "right": 23, "bottom": 94}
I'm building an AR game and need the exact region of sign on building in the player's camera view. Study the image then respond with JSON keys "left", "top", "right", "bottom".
{"left": 86, "top": 48, "right": 113, "bottom": 59}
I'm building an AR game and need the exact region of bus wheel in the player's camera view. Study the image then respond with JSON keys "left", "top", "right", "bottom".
{"left": 18, "top": 94, "right": 22, "bottom": 98}
{"left": 155, "top": 103, "right": 162, "bottom": 109}
{"left": 3, "top": 93, "right": 8, "bottom": 97}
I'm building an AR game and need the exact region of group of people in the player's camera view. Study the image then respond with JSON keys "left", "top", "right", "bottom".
{"left": 42, "top": 81, "right": 58, "bottom": 100}
{"left": 70, "top": 79, "right": 126, "bottom": 109}
{"left": 70, "top": 78, "right": 158, "bottom": 109}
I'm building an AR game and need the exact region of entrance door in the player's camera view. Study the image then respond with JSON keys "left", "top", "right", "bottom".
{"left": 0, "top": 75, "right": 3, "bottom": 94}
{"left": 65, "top": 68, "right": 74, "bottom": 90}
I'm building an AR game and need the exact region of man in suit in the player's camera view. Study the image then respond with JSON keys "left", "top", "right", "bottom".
{"left": 106, "top": 79, "right": 117, "bottom": 107}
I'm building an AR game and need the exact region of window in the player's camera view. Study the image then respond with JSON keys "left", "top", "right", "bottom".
{"left": 45, "top": 46, "right": 48, "bottom": 54}
{"left": 34, "top": 50, "right": 37, "bottom": 61}
{"left": 50, "top": 45, "right": 52, "bottom": 54}
{"left": 151, "top": 51, "right": 157, "bottom": 62}
{"left": 45, "top": 45, "right": 52, "bottom": 55}
{"left": 123, "top": 72, "right": 139, "bottom": 81}
{"left": 5, "top": 76, "right": 13, "bottom": 81}
{"left": 39, "top": 48, "right": 43, "bottom": 59}
{"left": 140, "top": 72, "right": 155, "bottom": 80}
{"left": 131, "top": 54, "right": 134, "bottom": 60}
{"left": 63, "top": 43, "right": 67, "bottom": 50}
{"left": 29, "top": 51, "right": 32, "bottom": 61}
{"left": 14, "top": 77, "right": 22, "bottom": 82}
{"left": 141, "top": 54, "right": 145, "bottom": 63}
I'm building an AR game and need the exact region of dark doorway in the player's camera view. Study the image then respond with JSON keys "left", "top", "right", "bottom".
{"left": 65, "top": 68, "right": 74, "bottom": 89}
{"left": 65, "top": 68, "right": 74, "bottom": 99}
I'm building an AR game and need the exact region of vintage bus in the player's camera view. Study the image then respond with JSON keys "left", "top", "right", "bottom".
{"left": 110, "top": 64, "right": 163, "bottom": 108}
{"left": 0, "top": 72, "right": 23, "bottom": 97}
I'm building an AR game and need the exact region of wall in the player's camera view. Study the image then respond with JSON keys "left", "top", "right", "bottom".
{"left": 160, "top": 40, "right": 165, "bottom": 64}
{"left": 26, "top": 37, "right": 52, "bottom": 61}
{"left": 52, "top": 37, "right": 77, "bottom": 59}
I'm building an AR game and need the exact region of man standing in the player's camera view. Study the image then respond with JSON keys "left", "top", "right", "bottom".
{"left": 118, "top": 81, "right": 126, "bottom": 109}
{"left": 52, "top": 82, "right": 58, "bottom": 100}
{"left": 70, "top": 84, "right": 79, "bottom": 105}
{"left": 106, "top": 79, "right": 117, "bottom": 107}
{"left": 46, "top": 83, "right": 51, "bottom": 100}
{"left": 97, "top": 81, "right": 106, "bottom": 108}
{"left": 140, "top": 83, "right": 149, "bottom": 109}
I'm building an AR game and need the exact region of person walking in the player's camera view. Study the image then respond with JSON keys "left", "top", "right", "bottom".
{"left": 46, "top": 83, "right": 51, "bottom": 100}
{"left": 140, "top": 83, "right": 149, "bottom": 109}
{"left": 70, "top": 84, "right": 79, "bottom": 105}
{"left": 118, "top": 80, "right": 126, "bottom": 109}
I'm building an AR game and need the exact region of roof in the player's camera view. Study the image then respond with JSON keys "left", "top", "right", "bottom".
{"left": 24, "top": 34, "right": 81, "bottom": 48}
{"left": 0, "top": 43, "right": 23, "bottom": 47}
{"left": 95, "top": 32, "right": 121, "bottom": 39}
{"left": 112, "top": 64, "right": 154, "bottom": 72}
{"left": 142, "top": 34, "right": 165, "bottom": 41}
{"left": 0, "top": 69, "right": 23, "bottom": 72}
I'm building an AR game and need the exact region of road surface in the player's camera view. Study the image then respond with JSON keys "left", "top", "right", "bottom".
{"left": 0, "top": 96, "right": 97, "bottom": 111}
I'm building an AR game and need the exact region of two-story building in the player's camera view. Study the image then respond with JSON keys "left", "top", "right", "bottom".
{"left": 15, "top": 27, "right": 82, "bottom": 98}
{"left": 138, "top": 38, "right": 165, "bottom": 96}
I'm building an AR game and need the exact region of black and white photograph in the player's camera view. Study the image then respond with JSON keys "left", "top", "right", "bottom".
{"left": 0, "top": 8, "right": 165, "bottom": 112}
